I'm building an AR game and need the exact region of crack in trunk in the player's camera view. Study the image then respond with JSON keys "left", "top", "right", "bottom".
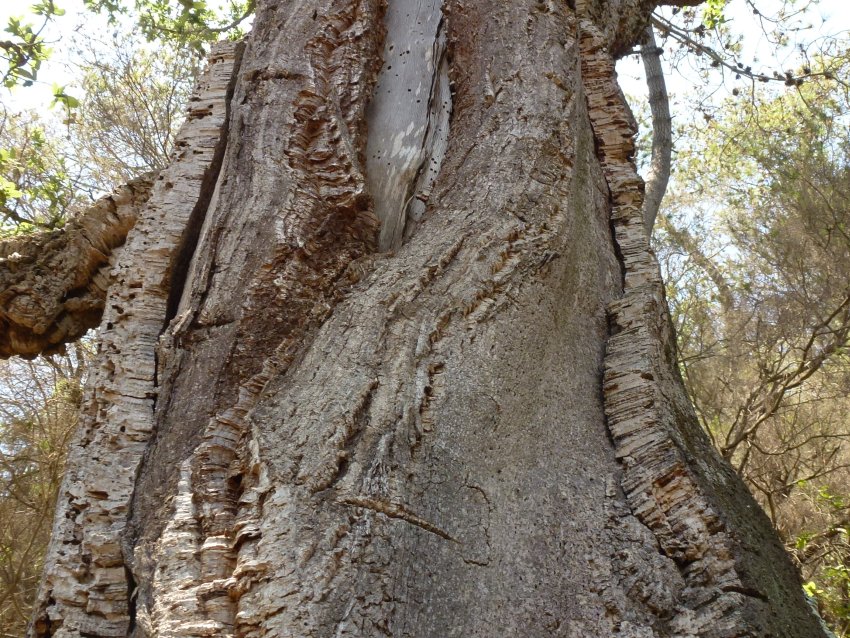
{"left": 163, "top": 44, "right": 246, "bottom": 327}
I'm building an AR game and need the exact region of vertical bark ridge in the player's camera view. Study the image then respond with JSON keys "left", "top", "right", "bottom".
{"left": 0, "top": 175, "right": 154, "bottom": 359}
{"left": 130, "top": 2, "right": 388, "bottom": 634}
{"left": 30, "top": 41, "right": 243, "bottom": 638}
{"left": 579, "top": 15, "right": 828, "bottom": 637}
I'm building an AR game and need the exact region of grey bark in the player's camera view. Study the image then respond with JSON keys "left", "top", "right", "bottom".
{"left": 24, "top": 0, "right": 828, "bottom": 636}
{"left": 640, "top": 22, "right": 672, "bottom": 236}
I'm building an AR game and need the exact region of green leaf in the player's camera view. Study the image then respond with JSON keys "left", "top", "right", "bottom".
{"left": 50, "top": 84, "right": 80, "bottom": 109}
{"left": 0, "top": 176, "right": 23, "bottom": 199}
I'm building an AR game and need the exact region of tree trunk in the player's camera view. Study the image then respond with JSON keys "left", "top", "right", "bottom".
{"left": 21, "top": 0, "right": 828, "bottom": 636}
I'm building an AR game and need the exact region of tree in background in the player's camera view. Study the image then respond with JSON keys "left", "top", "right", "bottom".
{"left": 656, "top": 50, "right": 850, "bottom": 631}
{"left": 0, "top": 348, "right": 88, "bottom": 638}
{"left": 69, "top": 39, "right": 201, "bottom": 185}
{"left": 0, "top": 111, "right": 81, "bottom": 233}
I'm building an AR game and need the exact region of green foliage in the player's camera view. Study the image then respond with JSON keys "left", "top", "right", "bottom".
{"left": 805, "top": 579, "right": 826, "bottom": 600}
{"left": 2, "top": 12, "right": 52, "bottom": 88}
{"left": 701, "top": 0, "right": 728, "bottom": 29}
{"left": 0, "top": 25, "right": 201, "bottom": 236}
{"left": 82, "top": 0, "right": 253, "bottom": 52}
{"left": 657, "top": 48, "right": 850, "bottom": 635}
{"left": 1, "top": 1, "right": 69, "bottom": 87}
{"left": 2, "top": 0, "right": 251, "bottom": 91}
{"left": 50, "top": 84, "right": 80, "bottom": 110}
{"left": 0, "top": 113, "right": 78, "bottom": 234}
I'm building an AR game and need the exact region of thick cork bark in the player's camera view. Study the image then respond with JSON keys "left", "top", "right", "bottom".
{"left": 0, "top": 175, "right": 153, "bottom": 359}
{"left": 29, "top": 1, "right": 828, "bottom": 636}
{"left": 31, "top": 41, "right": 243, "bottom": 637}
{"left": 579, "top": 15, "right": 825, "bottom": 636}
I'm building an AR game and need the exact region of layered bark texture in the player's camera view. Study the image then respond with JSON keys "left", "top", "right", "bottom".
{"left": 29, "top": 0, "right": 828, "bottom": 636}
{"left": 579, "top": 17, "right": 826, "bottom": 636}
{"left": 31, "top": 41, "right": 243, "bottom": 637}
{"left": 0, "top": 175, "right": 153, "bottom": 359}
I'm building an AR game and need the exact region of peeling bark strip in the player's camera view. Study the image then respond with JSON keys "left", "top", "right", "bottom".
{"left": 126, "top": 2, "right": 387, "bottom": 635}
{"left": 0, "top": 175, "right": 153, "bottom": 359}
{"left": 365, "top": 0, "right": 451, "bottom": 251}
{"left": 30, "top": 41, "right": 243, "bottom": 638}
{"left": 579, "top": 16, "right": 828, "bottom": 637}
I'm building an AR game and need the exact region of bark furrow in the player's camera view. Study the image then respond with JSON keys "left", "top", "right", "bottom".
{"left": 579, "top": 16, "right": 828, "bottom": 638}
{"left": 30, "top": 41, "right": 243, "bottom": 638}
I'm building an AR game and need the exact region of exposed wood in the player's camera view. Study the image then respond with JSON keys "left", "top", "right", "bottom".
{"left": 365, "top": 0, "right": 451, "bottom": 252}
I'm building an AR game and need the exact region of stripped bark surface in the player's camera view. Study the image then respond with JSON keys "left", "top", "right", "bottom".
{"left": 25, "top": 0, "right": 831, "bottom": 636}
{"left": 365, "top": 0, "right": 451, "bottom": 251}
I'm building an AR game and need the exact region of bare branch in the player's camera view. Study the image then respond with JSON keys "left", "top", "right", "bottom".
{"left": 640, "top": 23, "right": 672, "bottom": 236}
